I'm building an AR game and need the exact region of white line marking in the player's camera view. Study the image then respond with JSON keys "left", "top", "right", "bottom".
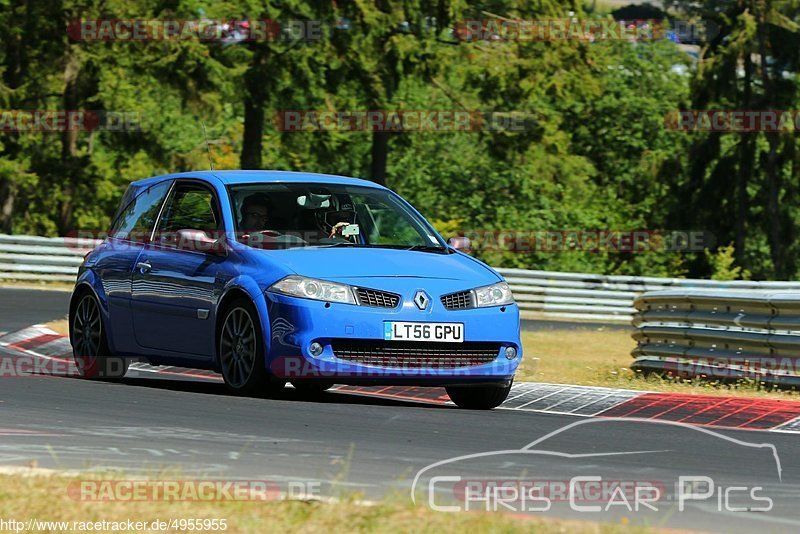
{"left": 513, "top": 386, "right": 570, "bottom": 410}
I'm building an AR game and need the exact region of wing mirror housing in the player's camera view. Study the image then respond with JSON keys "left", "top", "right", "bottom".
{"left": 447, "top": 236, "right": 471, "bottom": 252}
{"left": 175, "top": 229, "right": 227, "bottom": 255}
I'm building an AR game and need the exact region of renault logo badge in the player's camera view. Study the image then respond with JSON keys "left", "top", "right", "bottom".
{"left": 413, "top": 290, "right": 430, "bottom": 310}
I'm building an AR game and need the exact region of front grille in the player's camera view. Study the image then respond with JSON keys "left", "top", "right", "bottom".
{"left": 331, "top": 340, "right": 500, "bottom": 369}
{"left": 441, "top": 290, "right": 474, "bottom": 310}
{"left": 355, "top": 287, "right": 400, "bottom": 308}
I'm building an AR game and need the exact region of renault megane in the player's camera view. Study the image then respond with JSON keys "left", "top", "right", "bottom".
{"left": 69, "top": 171, "right": 521, "bottom": 409}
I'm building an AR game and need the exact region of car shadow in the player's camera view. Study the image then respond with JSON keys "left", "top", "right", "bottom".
{"left": 111, "top": 374, "right": 452, "bottom": 410}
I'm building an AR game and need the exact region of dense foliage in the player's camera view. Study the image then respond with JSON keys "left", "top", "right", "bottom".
{"left": 0, "top": 0, "right": 798, "bottom": 280}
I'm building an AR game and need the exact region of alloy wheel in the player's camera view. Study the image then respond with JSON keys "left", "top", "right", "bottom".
{"left": 73, "top": 294, "right": 102, "bottom": 374}
{"left": 219, "top": 307, "right": 257, "bottom": 389}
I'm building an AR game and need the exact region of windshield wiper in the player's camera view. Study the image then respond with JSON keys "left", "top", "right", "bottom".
{"left": 405, "top": 244, "right": 448, "bottom": 253}
{"left": 312, "top": 242, "right": 446, "bottom": 252}
{"left": 314, "top": 241, "right": 363, "bottom": 248}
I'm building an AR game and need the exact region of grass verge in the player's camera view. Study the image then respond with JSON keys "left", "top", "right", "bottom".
{"left": 517, "top": 327, "right": 800, "bottom": 400}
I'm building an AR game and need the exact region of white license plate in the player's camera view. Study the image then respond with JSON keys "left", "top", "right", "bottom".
{"left": 384, "top": 322, "right": 464, "bottom": 343}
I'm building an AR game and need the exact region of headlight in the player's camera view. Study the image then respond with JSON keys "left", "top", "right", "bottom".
{"left": 268, "top": 275, "right": 356, "bottom": 305}
{"left": 473, "top": 282, "right": 514, "bottom": 308}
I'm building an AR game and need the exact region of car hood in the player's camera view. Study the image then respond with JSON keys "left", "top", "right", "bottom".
{"left": 256, "top": 247, "right": 500, "bottom": 283}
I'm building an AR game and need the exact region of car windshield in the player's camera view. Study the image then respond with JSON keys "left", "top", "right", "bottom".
{"left": 228, "top": 183, "right": 446, "bottom": 251}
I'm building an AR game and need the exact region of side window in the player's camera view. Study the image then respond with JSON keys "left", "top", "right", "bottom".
{"left": 109, "top": 181, "right": 172, "bottom": 243}
{"left": 155, "top": 183, "right": 220, "bottom": 247}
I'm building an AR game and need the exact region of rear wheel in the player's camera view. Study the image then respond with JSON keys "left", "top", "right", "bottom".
{"left": 71, "top": 292, "right": 128, "bottom": 379}
{"left": 219, "top": 298, "right": 284, "bottom": 396}
{"left": 445, "top": 382, "right": 512, "bottom": 410}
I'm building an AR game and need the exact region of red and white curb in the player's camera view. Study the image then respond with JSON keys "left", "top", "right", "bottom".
{"left": 0, "top": 325, "right": 220, "bottom": 381}
{"left": 3, "top": 326, "right": 800, "bottom": 434}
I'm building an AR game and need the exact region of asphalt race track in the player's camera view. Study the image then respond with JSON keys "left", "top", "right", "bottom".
{"left": 1, "top": 287, "right": 799, "bottom": 532}
{"left": 0, "top": 287, "right": 71, "bottom": 334}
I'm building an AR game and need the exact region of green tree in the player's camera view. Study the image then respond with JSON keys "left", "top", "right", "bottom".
{"left": 666, "top": 0, "right": 800, "bottom": 279}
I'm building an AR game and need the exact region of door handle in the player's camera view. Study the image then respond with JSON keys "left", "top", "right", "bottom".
{"left": 136, "top": 261, "right": 152, "bottom": 274}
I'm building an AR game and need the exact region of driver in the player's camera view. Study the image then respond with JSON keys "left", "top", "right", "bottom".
{"left": 239, "top": 193, "right": 271, "bottom": 233}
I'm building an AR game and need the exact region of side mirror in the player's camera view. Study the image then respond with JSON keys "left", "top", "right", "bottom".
{"left": 175, "top": 229, "right": 226, "bottom": 255}
{"left": 447, "top": 236, "right": 471, "bottom": 252}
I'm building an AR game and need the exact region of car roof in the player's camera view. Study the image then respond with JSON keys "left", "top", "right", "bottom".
{"left": 131, "top": 170, "right": 387, "bottom": 190}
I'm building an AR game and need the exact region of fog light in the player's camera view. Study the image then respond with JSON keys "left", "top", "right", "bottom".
{"left": 504, "top": 346, "right": 517, "bottom": 360}
{"left": 309, "top": 342, "right": 324, "bottom": 357}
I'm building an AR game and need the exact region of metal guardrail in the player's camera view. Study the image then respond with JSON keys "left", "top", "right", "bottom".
{"left": 631, "top": 290, "right": 800, "bottom": 387}
{"left": 0, "top": 234, "right": 99, "bottom": 282}
{"left": 4, "top": 233, "right": 800, "bottom": 325}
{"left": 496, "top": 268, "right": 800, "bottom": 322}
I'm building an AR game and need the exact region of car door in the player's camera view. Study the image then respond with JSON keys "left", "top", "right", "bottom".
{"left": 130, "top": 180, "right": 227, "bottom": 358}
{"left": 93, "top": 179, "right": 172, "bottom": 354}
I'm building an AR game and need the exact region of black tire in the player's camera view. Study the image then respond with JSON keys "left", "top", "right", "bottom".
{"left": 70, "top": 291, "right": 128, "bottom": 380}
{"left": 291, "top": 381, "right": 334, "bottom": 396}
{"left": 445, "top": 382, "right": 512, "bottom": 410}
{"left": 218, "top": 297, "right": 284, "bottom": 396}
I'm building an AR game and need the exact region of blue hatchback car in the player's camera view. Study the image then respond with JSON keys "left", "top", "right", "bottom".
{"left": 69, "top": 171, "right": 521, "bottom": 409}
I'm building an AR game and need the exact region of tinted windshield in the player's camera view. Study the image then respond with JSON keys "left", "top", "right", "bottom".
{"left": 228, "top": 183, "right": 445, "bottom": 251}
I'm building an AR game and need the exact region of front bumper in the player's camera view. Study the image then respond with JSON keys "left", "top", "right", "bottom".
{"left": 264, "top": 292, "right": 522, "bottom": 387}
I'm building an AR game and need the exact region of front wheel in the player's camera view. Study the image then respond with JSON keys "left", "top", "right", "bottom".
{"left": 218, "top": 298, "right": 284, "bottom": 396}
{"left": 71, "top": 292, "right": 128, "bottom": 379}
{"left": 445, "top": 382, "right": 512, "bottom": 410}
